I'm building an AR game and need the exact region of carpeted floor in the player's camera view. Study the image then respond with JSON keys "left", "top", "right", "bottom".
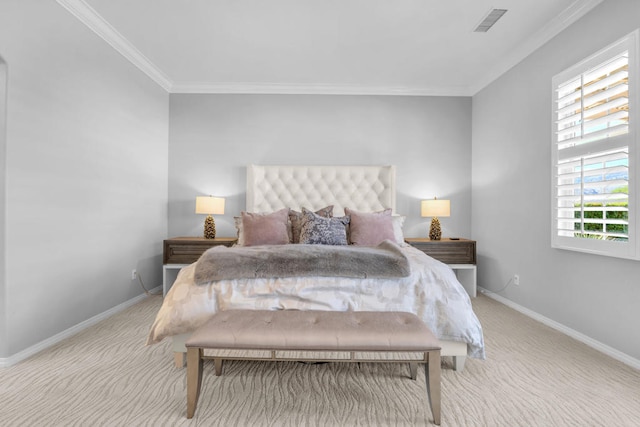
{"left": 1, "top": 294, "right": 638, "bottom": 426}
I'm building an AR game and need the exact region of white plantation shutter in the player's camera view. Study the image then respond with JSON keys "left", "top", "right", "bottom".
{"left": 556, "top": 52, "right": 629, "bottom": 148}
{"left": 552, "top": 30, "right": 639, "bottom": 260}
{"left": 556, "top": 149, "right": 628, "bottom": 238}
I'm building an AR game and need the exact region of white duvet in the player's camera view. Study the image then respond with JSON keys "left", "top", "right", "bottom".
{"left": 146, "top": 245, "right": 485, "bottom": 359}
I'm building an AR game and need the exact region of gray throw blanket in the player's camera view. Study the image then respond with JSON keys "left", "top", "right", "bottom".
{"left": 194, "top": 240, "right": 410, "bottom": 284}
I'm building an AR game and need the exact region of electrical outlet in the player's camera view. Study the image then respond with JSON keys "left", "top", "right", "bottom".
{"left": 513, "top": 274, "right": 520, "bottom": 286}
{"left": 131, "top": 269, "right": 137, "bottom": 280}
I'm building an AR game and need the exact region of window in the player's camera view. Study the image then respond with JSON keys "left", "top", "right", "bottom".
{"left": 552, "top": 30, "right": 640, "bottom": 260}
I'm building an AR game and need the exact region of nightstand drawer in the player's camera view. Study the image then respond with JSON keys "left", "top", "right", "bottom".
{"left": 164, "top": 243, "right": 209, "bottom": 264}
{"left": 404, "top": 238, "right": 476, "bottom": 264}
{"left": 163, "top": 237, "right": 237, "bottom": 264}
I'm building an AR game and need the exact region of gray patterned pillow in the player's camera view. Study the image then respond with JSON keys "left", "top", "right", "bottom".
{"left": 289, "top": 206, "right": 333, "bottom": 243}
{"left": 299, "top": 208, "right": 349, "bottom": 245}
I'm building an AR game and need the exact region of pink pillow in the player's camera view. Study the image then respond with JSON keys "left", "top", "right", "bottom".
{"left": 241, "top": 208, "right": 291, "bottom": 246}
{"left": 345, "top": 208, "right": 396, "bottom": 246}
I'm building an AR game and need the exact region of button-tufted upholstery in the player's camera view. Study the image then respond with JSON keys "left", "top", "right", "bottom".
{"left": 186, "top": 310, "right": 439, "bottom": 352}
{"left": 246, "top": 165, "right": 396, "bottom": 215}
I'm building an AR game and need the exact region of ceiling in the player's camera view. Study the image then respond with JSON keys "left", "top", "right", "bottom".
{"left": 59, "top": 0, "right": 603, "bottom": 96}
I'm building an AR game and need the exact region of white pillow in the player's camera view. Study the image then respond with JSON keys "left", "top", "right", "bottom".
{"left": 391, "top": 215, "right": 406, "bottom": 244}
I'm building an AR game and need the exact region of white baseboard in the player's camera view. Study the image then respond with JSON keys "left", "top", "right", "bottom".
{"left": 479, "top": 287, "right": 640, "bottom": 371}
{"left": 5, "top": 286, "right": 637, "bottom": 371}
{"left": 0, "top": 287, "right": 162, "bottom": 368}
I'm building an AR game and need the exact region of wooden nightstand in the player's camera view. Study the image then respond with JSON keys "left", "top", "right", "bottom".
{"left": 405, "top": 238, "right": 477, "bottom": 297}
{"left": 163, "top": 237, "right": 237, "bottom": 295}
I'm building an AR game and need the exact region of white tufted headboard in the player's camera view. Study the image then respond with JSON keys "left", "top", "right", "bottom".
{"left": 246, "top": 165, "right": 396, "bottom": 215}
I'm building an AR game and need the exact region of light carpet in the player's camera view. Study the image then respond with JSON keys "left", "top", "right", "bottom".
{"left": 1, "top": 294, "right": 639, "bottom": 426}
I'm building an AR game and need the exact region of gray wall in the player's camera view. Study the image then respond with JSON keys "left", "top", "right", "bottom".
{"left": 0, "top": 57, "right": 6, "bottom": 357}
{"left": 0, "top": 0, "right": 169, "bottom": 357}
{"left": 472, "top": 0, "right": 640, "bottom": 360}
{"left": 6, "top": 0, "right": 636, "bottom": 366}
{"left": 168, "top": 94, "right": 472, "bottom": 240}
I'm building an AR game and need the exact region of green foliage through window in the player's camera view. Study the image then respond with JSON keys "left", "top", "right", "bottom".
{"left": 574, "top": 201, "right": 628, "bottom": 241}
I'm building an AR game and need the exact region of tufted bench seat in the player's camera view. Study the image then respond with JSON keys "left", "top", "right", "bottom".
{"left": 185, "top": 310, "right": 441, "bottom": 424}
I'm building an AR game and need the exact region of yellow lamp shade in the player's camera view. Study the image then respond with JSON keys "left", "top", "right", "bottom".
{"left": 195, "top": 196, "right": 225, "bottom": 215}
{"left": 421, "top": 199, "right": 450, "bottom": 218}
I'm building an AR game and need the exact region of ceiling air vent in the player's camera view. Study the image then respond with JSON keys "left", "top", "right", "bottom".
{"left": 474, "top": 8, "right": 508, "bottom": 32}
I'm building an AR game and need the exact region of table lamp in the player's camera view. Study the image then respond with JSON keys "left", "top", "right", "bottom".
{"left": 195, "top": 196, "right": 225, "bottom": 239}
{"left": 421, "top": 198, "right": 450, "bottom": 240}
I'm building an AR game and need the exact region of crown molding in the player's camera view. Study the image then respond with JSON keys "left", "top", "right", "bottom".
{"left": 170, "top": 82, "right": 472, "bottom": 97}
{"left": 58, "top": 0, "right": 602, "bottom": 97}
{"left": 557, "top": 0, "right": 604, "bottom": 25}
{"left": 56, "top": 0, "right": 464, "bottom": 96}
{"left": 56, "top": 0, "right": 173, "bottom": 92}
{"left": 468, "top": 0, "right": 604, "bottom": 95}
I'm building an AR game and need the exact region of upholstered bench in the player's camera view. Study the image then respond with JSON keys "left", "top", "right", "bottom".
{"left": 185, "top": 310, "right": 442, "bottom": 425}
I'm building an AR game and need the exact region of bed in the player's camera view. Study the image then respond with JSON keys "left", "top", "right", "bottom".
{"left": 147, "top": 164, "right": 485, "bottom": 371}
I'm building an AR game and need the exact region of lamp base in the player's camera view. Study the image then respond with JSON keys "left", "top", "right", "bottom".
{"left": 203, "top": 215, "right": 216, "bottom": 239}
{"left": 429, "top": 217, "right": 442, "bottom": 240}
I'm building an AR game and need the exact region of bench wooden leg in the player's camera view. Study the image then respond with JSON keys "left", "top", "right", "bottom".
{"left": 214, "top": 358, "right": 223, "bottom": 376}
{"left": 187, "top": 348, "right": 203, "bottom": 419}
{"left": 425, "top": 350, "right": 441, "bottom": 425}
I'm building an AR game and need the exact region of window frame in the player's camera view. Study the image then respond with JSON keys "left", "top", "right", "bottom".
{"left": 551, "top": 30, "right": 640, "bottom": 260}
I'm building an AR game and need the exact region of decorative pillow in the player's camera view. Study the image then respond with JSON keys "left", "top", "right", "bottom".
{"left": 233, "top": 216, "right": 245, "bottom": 245}
{"left": 345, "top": 208, "right": 396, "bottom": 246}
{"left": 299, "top": 208, "right": 349, "bottom": 245}
{"left": 289, "top": 206, "right": 333, "bottom": 243}
{"left": 391, "top": 215, "right": 406, "bottom": 244}
{"left": 241, "top": 208, "right": 291, "bottom": 246}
